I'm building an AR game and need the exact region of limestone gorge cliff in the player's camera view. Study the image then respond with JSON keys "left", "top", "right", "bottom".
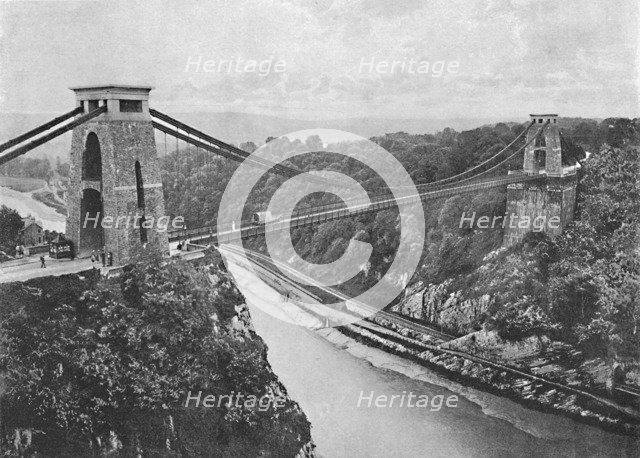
{"left": 0, "top": 251, "right": 315, "bottom": 457}
{"left": 393, "top": 243, "right": 534, "bottom": 338}
{"left": 391, "top": 243, "right": 555, "bottom": 365}
{"left": 392, "top": 141, "right": 640, "bottom": 394}
{"left": 394, "top": 278, "right": 494, "bottom": 336}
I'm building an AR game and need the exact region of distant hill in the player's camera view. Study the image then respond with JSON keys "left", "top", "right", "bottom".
{"left": 0, "top": 111, "right": 524, "bottom": 162}
{"left": 0, "top": 113, "right": 71, "bottom": 163}
{"left": 557, "top": 117, "right": 604, "bottom": 129}
{"left": 0, "top": 111, "right": 607, "bottom": 163}
{"left": 157, "top": 111, "right": 520, "bottom": 145}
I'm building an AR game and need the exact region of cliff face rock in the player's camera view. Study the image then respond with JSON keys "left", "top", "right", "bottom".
{"left": 440, "top": 329, "right": 546, "bottom": 362}
{"left": 0, "top": 256, "right": 316, "bottom": 457}
{"left": 393, "top": 280, "right": 493, "bottom": 335}
{"left": 440, "top": 291, "right": 493, "bottom": 335}
{"left": 422, "top": 281, "right": 450, "bottom": 321}
{"left": 394, "top": 281, "right": 427, "bottom": 319}
{"left": 229, "top": 303, "right": 256, "bottom": 337}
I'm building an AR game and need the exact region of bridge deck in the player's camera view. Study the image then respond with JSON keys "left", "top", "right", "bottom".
{"left": 169, "top": 173, "right": 545, "bottom": 244}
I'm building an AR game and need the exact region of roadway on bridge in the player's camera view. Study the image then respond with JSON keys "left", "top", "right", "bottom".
{"left": 0, "top": 241, "right": 185, "bottom": 284}
{"left": 180, "top": 172, "right": 544, "bottom": 245}
{"left": 0, "top": 256, "right": 94, "bottom": 283}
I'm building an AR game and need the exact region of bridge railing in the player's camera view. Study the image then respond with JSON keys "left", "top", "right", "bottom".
{"left": 169, "top": 173, "right": 545, "bottom": 245}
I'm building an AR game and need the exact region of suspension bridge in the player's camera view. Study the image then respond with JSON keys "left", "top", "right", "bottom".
{"left": 0, "top": 85, "right": 579, "bottom": 268}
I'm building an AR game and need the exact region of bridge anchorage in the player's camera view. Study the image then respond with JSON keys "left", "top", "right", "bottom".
{"left": 66, "top": 85, "right": 169, "bottom": 264}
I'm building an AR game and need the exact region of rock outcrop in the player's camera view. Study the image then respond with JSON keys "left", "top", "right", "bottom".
{"left": 393, "top": 280, "right": 494, "bottom": 335}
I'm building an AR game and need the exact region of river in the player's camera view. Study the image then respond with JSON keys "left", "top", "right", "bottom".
{"left": 227, "top": 259, "right": 639, "bottom": 457}
{"left": 0, "top": 185, "right": 65, "bottom": 232}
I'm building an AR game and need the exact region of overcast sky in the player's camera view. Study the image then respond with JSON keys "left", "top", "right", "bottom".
{"left": 1, "top": 0, "right": 638, "bottom": 120}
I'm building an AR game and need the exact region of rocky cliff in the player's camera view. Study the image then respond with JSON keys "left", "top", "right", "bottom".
{"left": 0, "top": 252, "right": 316, "bottom": 457}
{"left": 393, "top": 279, "right": 494, "bottom": 335}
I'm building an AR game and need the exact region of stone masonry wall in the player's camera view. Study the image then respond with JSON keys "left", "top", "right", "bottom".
{"left": 502, "top": 176, "right": 576, "bottom": 247}
{"left": 66, "top": 120, "right": 169, "bottom": 265}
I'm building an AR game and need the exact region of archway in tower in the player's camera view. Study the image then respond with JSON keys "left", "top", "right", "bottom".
{"left": 82, "top": 132, "right": 102, "bottom": 180}
{"left": 80, "top": 188, "right": 103, "bottom": 253}
{"left": 534, "top": 150, "right": 547, "bottom": 170}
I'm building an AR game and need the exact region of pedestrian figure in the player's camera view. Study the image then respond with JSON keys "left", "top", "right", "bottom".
{"left": 101, "top": 248, "right": 106, "bottom": 267}
{"left": 177, "top": 242, "right": 183, "bottom": 251}
{"left": 90, "top": 250, "right": 96, "bottom": 263}
{"left": 40, "top": 255, "right": 46, "bottom": 268}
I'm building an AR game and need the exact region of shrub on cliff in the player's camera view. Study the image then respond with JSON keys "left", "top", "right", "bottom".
{"left": 493, "top": 298, "right": 556, "bottom": 342}
{"left": 0, "top": 257, "right": 312, "bottom": 456}
{"left": 547, "top": 144, "right": 640, "bottom": 357}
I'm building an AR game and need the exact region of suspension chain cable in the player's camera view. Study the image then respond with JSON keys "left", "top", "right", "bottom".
{"left": 0, "top": 106, "right": 83, "bottom": 154}
{"left": 174, "top": 127, "right": 179, "bottom": 188}
{"left": 413, "top": 119, "right": 536, "bottom": 189}
{"left": 0, "top": 105, "right": 107, "bottom": 166}
{"left": 149, "top": 109, "right": 341, "bottom": 185}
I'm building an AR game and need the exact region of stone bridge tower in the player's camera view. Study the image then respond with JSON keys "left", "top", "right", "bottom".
{"left": 503, "top": 114, "right": 577, "bottom": 246}
{"left": 66, "top": 85, "right": 169, "bottom": 265}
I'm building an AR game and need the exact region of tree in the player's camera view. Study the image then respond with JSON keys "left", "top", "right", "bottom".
{"left": 239, "top": 141, "right": 257, "bottom": 153}
{"left": 570, "top": 120, "right": 602, "bottom": 152}
{"left": 601, "top": 118, "right": 639, "bottom": 148}
{"left": 57, "top": 161, "right": 70, "bottom": 177}
{"left": 305, "top": 135, "right": 324, "bottom": 152}
{"left": 575, "top": 253, "right": 640, "bottom": 359}
{"left": 495, "top": 298, "right": 555, "bottom": 342}
{"left": 548, "top": 141, "right": 640, "bottom": 354}
{"left": 0, "top": 205, "right": 22, "bottom": 252}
